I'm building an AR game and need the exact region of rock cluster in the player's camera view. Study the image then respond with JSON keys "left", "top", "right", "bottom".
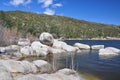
{"left": 0, "top": 32, "right": 120, "bottom": 80}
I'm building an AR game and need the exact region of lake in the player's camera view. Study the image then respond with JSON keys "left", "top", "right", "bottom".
{"left": 54, "top": 40, "right": 120, "bottom": 80}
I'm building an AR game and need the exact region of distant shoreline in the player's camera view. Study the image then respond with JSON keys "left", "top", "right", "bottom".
{"left": 60, "top": 37, "right": 120, "bottom": 40}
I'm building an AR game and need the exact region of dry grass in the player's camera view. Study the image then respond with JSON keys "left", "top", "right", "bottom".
{"left": 0, "top": 24, "right": 37, "bottom": 46}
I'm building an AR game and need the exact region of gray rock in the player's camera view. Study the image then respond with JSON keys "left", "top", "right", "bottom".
{"left": 37, "top": 68, "right": 85, "bottom": 80}
{"left": 99, "top": 47, "right": 120, "bottom": 56}
{"left": 18, "top": 38, "right": 30, "bottom": 46}
{"left": 0, "top": 64, "right": 13, "bottom": 80}
{"left": 20, "top": 46, "right": 33, "bottom": 56}
{"left": 39, "top": 32, "right": 54, "bottom": 46}
{"left": 32, "top": 60, "right": 53, "bottom": 73}
{"left": 74, "top": 43, "right": 90, "bottom": 50}
{"left": 53, "top": 40, "right": 77, "bottom": 52}
{"left": 31, "top": 41, "right": 49, "bottom": 57}
{"left": 16, "top": 68, "right": 85, "bottom": 80}
{"left": 91, "top": 45, "right": 104, "bottom": 50}
{"left": 0, "top": 60, "right": 37, "bottom": 74}
{"left": 16, "top": 74, "right": 45, "bottom": 80}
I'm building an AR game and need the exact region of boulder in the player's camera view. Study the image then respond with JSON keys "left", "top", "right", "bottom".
{"left": 99, "top": 47, "right": 120, "bottom": 56}
{"left": 37, "top": 68, "right": 83, "bottom": 80}
{"left": 74, "top": 43, "right": 90, "bottom": 50}
{"left": 20, "top": 61, "right": 37, "bottom": 73}
{"left": 18, "top": 38, "right": 30, "bottom": 46}
{"left": 0, "top": 60, "right": 25, "bottom": 73}
{"left": 20, "top": 46, "right": 33, "bottom": 56}
{"left": 48, "top": 47, "right": 66, "bottom": 54}
{"left": 62, "top": 45, "right": 77, "bottom": 52}
{"left": 105, "top": 47, "right": 120, "bottom": 53}
{"left": 0, "top": 64, "right": 13, "bottom": 80}
{"left": 16, "top": 74, "right": 45, "bottom": 80}
{"left": 31, "top": 41, "right": 48, "bottom": 48}
{"left": 52, "top": 40, "right": 67, "bottom": 49}
{"left": 16, "top": 68, "right": 84, "bottom": 80}
{"left": 39, "top": 32, "right": 54, "bottom": 46}
{"left": 0, "top": 60, "right": 37, "bottom": 74}
{"left": 32, "top": 60, "right": 53, "bottom": 73}
{"left": 53, "top": 40, "right": 77, "bottom": 52}
{"left": 5, "top": 45, "right": 20, "bottom": 51}
{"left": 0, "top": 64, "right": 14, "bottom": 80}
{"left": 91, "top": 45, "right": 104, "bottom": 50}
{"left": 31, "top": 41, "right": 49, "bottom": 56}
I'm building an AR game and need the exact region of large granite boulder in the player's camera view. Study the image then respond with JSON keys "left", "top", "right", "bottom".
{"left": 53, "top": 40, "right": 77, "bottom": 52}
{"left": 52, "top": 40, "right": 67, "bottom": 49}
{"left": 105, "top": 47, "right": 120, "bottom": 53}
{"left": 99, "top": 47, "right": 120, "bottom": 56}
{"left": 16, "top": 74, "right": 45, "bottom": 80}
{"left": 31, "top": 41, "right": 49, "bottom": 56}
{"left": 0, "top": 64, "right": 13, "bottom": 80}
{"left": 39, "top": 32, "right": 54, "bottom": 46}
{"left": 16, "top": 68, "right": 85, "bottom": 80}
{"left": 0, "top": 60, "right": 37, "bottom": 74}
{"left": 74, "top": 43, "right": 90, "bottom": 50}
{"left": 32, "top": 60, "right": 53, "bottom": 73}
{"left": 20, "top": 46, "right": 33, "bottom": 56}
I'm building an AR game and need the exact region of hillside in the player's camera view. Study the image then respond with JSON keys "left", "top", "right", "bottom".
{"left": 0, "top": 10, "right": 120, "bottom": 39}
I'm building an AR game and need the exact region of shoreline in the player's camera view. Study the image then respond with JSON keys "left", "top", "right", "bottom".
{"left": 60, "top": 38, "right": 120, "bottom": 40}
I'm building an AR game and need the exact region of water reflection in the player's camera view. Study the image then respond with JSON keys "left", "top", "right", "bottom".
{"left": 20, "top": 50, "right": 120, "bottom": 80}
{"left": 52, "top": 50, "right": 120, "bottom": 80}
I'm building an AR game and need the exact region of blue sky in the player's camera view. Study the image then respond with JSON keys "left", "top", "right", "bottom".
{"left": 0, "top": 0, "right": 120, "bottom": 25}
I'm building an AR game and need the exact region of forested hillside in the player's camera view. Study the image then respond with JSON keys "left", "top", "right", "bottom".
{"left": 0, "top": 10, "right": 120, "bottom": 39}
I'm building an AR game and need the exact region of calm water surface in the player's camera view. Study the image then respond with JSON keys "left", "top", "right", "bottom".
{"left": 55, "top": 40, "right": 120, "bottom": 80}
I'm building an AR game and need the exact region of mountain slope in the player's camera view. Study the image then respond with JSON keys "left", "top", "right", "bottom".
{"left": 0, "top": 10, "right": 120, "bottom": 39}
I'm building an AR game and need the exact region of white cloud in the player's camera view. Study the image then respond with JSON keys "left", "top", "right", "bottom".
{"left": 9, "top": 0, "right": 32, "bottom": 6}
{"left": 52, "top": 3, "right": 62, "bottom": 8}
{"left": 44, "top": 8, "right": 55, "bottom": 15}
{"left": 38, "top": 0, "right": 53, "bottom": 8}
{"left": 24, "top": 0, "right": 32, "bottom": 5}
{"left": 38, "top": 0, "right": 63, "bottom": 15}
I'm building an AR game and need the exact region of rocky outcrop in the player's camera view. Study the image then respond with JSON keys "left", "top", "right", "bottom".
{"left": 0, "top": 64, "right": 13, "bottom": 80}
{"left": 74, "top": 43, "right": 90, "bottom": 50}
{"left": 16, "top": 68, "right": 84, "bottom": 80}
{"left": 0, "top": 60, "right": 37, "bottom": 73}
{"left": 16, "top": 74, "right": 45, "bottom": 80}
{"left": 0, "top": 60, "right": 52, "bottom": 74}
{"left": 32, "top": 60, "right": 53, "bottom": 73}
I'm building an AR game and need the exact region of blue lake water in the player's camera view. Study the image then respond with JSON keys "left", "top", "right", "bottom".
{"left": 64, "top": 40, "right": 120, "bottom": 49}
{"left": 55, "top": 40, "right": 120, "bottom": 80}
